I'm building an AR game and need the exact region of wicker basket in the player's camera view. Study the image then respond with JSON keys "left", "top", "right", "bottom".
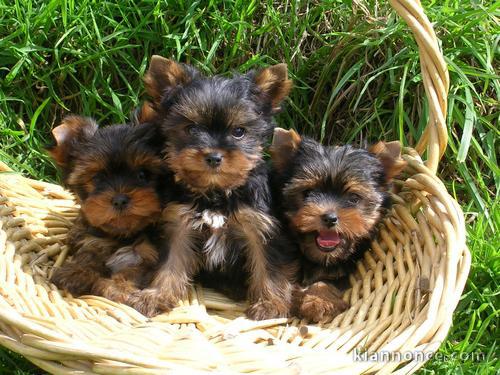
{"left": 0, "top": 1, "right": 470, "bottom": 373}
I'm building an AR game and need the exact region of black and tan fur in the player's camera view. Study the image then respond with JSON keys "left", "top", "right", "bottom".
{"left": 48, "top": 116, "right": 171, "bottom": 307}
{"left": 271, "top": 128, "right": 406, "bottom": 323}
{"left": 127, "top": 56, "right": 297, "bottom": 319}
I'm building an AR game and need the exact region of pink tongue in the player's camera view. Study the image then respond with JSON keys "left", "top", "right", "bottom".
{"left": 316, "top": 230, "right": 341, "bottom": 249}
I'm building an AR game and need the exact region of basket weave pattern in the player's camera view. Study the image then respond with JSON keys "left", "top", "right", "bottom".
{"left": 0, "top": 1, "right": 470, "bottom": 373}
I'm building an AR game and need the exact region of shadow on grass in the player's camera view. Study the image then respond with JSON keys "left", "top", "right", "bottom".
{"left": 0, "top": 348, "right": 42, "bottom": 375}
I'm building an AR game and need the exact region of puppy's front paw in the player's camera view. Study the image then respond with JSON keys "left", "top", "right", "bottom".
{"left": 246, "top": 299, "right": 290, "bottom": 320}
{"left": 51, "top": 264, "right": 97, "bottom": 296}
{"left": 126, "top": 289, "right": 177, "bottom": 317}
{"left": 299, "top": 292, "right": 349, "bottom": 323}
{"left": 91, "top": 277, "right": 136, "bottom": 304}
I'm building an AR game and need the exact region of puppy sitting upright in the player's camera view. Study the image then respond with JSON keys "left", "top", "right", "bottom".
{"left": 271, "top": 128, "right": 406, "bottom": 323}
{"left": 48, "top": 116, "right": 169, "bottom": 305}
{"left": 129, "top": 56, "right": 296, "bottom": 319}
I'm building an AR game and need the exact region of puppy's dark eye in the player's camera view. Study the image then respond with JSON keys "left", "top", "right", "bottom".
{"left": 92, "top": 173, "right": 105, "bottom": 185}
{"left": 137, "top": 169, "right": 149, "bottom": 183}
{"left": 302, "top": 189, "right": 313, "bottom": 198}
{"left": 232, "top": 127, "right": 245, "bottom": 139}
{"left": 186, "top": 125, "right": 198, "bottom": 136}
{"left": 347, "top": 193, "right": 362, "bottom": 205}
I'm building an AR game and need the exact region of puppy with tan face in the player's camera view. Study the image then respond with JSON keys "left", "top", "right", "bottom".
{"left": 128, "top": 56, "right": 298, "bottom": 319}
{"left": 48, "top": 117, "right": 171, "bottom": 306}
{"left": 271, "top": 128, "right": 406, "bottom": 323}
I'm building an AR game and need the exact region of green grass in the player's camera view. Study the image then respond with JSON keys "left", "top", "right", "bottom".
{"left": 0, "top": 0, "right": 498, "bottom": 373}
{"left": 421, "top": 208, "right": 499, "bottom": 374}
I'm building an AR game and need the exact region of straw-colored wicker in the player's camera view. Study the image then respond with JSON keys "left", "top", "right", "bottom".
{"left": 0, "top": 1, "right": 470, "bottom": 373}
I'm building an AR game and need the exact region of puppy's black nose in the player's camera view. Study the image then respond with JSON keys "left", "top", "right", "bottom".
{"left": 322, "top": 213, "right": 338, "bottom": 227}
{"left": 205, "top": 152, "right": 223, "bottom": 168}
{"left": 112, "top": 194, "right": 130, "bottom": 210}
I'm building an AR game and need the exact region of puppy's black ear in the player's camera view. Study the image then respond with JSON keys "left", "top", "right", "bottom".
{"left": 132, "top": 121, "right": 164, "bottom": 152}
{"left": 47, "top": 116, "right": 98, "bottom": 168}
{"left": 368, "top": 141, "right": 406, "bottom": 181}
{"left": 144, "top": 56, "right": 194, "bottom": 106}
{"left": 270, "top": 127, "right": 301, "bottom": 173}
{"left": 253, "top": 64, "right": 292, "bottom": 113}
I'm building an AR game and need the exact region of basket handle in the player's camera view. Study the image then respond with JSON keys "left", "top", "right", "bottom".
{"left": 389, "top": 0, "right": 450, "bottom": 174}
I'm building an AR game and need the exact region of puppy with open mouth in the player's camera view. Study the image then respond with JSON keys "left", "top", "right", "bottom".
{"left": 271, "top": 128, "right": 406, "bottom": 323}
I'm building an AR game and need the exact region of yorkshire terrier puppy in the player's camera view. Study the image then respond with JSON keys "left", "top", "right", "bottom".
{"left": 48, "top": 116, "right": 170, "bottom": 306}
{"left": 128, "top": 56, "right": 297, "bottom": 319}
{"left": 271, "top": 128, "right": 406, "bottom": 323}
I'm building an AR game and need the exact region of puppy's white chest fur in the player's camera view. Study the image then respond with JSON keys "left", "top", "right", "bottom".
{"left": 192, "top": 210, "right": 228, "bottom": 269}
{"left": 202, "top": 210, "right": 226, "bottom": 229}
